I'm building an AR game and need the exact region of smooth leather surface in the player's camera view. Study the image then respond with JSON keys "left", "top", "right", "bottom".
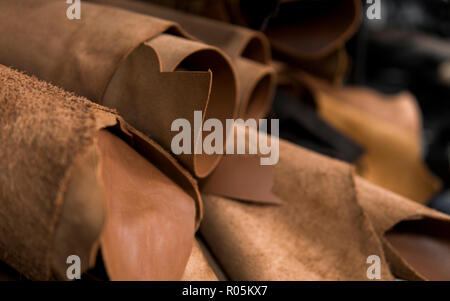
{"left": 0, "top": 0, "right": 238, "bottom": 178}
{"left": 97, "top": 130, "right": 196, "bottom": 281}
{"left": 356, "top": 176, "right": 450, "bottom": 281}
{"left": 93, "top": 0, "right": 276, "bottom": 119}
{"left": 386, "top": 220, "right": 450, "bottom": 281}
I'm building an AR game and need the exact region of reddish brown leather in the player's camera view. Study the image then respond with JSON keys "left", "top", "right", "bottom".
{"left": 97, "top": 130, "right": 196, "bottom": 281}
{"left": 0, "top": 64, "right": 201, "bottom": 280}
{"left": 356, "top": 176, "right": 450, "bottom": 281}
{"left": 200, "top": 138, "right": 393, "bottom": 280}
{"left": 0, "top": 0, "right": 238, "bottom": 178}
{"left": 93, "top": 0, "right": 276, "bottom": 119}
{"left": 267, "top": 0, "right": 361, "bottom": 60}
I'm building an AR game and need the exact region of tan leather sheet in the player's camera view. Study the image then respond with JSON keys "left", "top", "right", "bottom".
{"left": 287, "top": 72, "right": 442, "bottom": 203}
{"left": 198, "top": 131, "right": 450, "bottom": 280}
{"left": 0, "top": 65, "right": 200, "bottom": 280}
{"left": 92, "top": 0, "right": 276, "bottom": 119}
{"left": 199, "top": 138, "right": 393, "bottom": 280}
{"left": 0, "top": 0, "right": 238, "bottom": 178}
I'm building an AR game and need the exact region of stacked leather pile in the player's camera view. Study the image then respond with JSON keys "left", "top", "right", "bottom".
{"left": 0, "top": 0, "right": 449, "bottom": 281}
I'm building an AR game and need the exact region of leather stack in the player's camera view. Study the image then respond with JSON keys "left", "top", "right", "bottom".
{"left": 0, "top": 0, "right": 448, "bottom": 281}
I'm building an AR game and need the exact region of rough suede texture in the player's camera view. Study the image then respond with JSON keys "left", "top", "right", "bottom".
{"left": 0, "top": 0, "right": 238, "bottom": 178}
{"left": 355, "top": 176, "right": 450, "bottom": 280}
{"left": 200, "top": 139, "right": 394, "bottom": 280}
{"left": 0, "top": 65, "right": 105, "bottom": 280}
{"left": 181, "top": 238, "right": 227, "bottom": 281}
{"left": 0, "top": 65, "right": 202, "bottom": 280}
{"left": 92, "top": 0, "right": 276, "bottom": 119}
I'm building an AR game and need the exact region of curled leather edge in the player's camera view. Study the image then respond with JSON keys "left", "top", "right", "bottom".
{"left": 268, "top": 0, "right": 362, "bottom": 60}
{"left": 52, "top": 110, "right": 203, "bottom": 280}
{"left": 0, "top": 0, "right": 240, "bottom": 179}
{"left": 92, "top": 0, "right": 275, "bottom": 120}
{"left": 99, "top": 111, "right": 203, "bottom": 227}
{"left": 200, "top": 125, "right": 282, "bottom": 205}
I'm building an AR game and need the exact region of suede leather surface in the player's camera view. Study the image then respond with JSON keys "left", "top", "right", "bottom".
{"left": 199, "top": 134, "right": 450, "bottom": 280}
{"left": 200, "top": 139, "right": 393, "bottom": 280}
{"left": 0, "top": 65, "right": 200, "bottom": 280}
{"left": 0, "top": 0, "right": 238, "bottom": 178}
{"left": 93, "top": 0, "right": 276, "bottom": 119}
{"left": 181, "top": 238, "right": 228, "bottom": 281}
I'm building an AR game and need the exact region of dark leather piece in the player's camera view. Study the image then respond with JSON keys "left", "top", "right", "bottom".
{"left": 273, "top": 91, "right": 364, "bottom": 163}
{"left": 386, "top": 219, "right": 450, "bottom": 281}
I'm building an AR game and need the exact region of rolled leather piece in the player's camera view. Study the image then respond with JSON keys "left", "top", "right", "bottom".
{"left": 199, "top": 134, "right": 393, "bottom": 280}
{"left": 293, "top": 72, "right": 442, "bottom": 204}
{"left": 0, "top": 0, "right": 238, "bottom": 178}
{"left": 137, "top": 0, "right": 280, "bottom": 30}
{"left": 0, "top": 65, "right": 200, "bottom": 280}
{"left": 266, "top": 0, "right": 361, "bottom": 60}
{"left": 137, "top": 0, "right": 360, "bottom": 82}
{"left": 274, "top": 47, "right": 350, "bottom": 85}
{"left": 92, "top": 0, "right": 277, "bottom": 119}
{"left": 267, "top": 0, "right": 360, "bottom": 82}
{"left": 356, "top": 176, "right": 450, "bottom": 281}
{"left": 96, "top": 130, "right": 197, "bottom": 281}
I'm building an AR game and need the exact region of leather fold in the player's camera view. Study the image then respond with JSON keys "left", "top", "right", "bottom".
{"left": 0, "top": 0, "right": 238, "bottom": 178}
{"left": 267, "top": 0, "right": 361, "bottom": 60}
{"left": 267, "top": 0, "right": 361, "bottom": 82}
{"left": 181, "top": 237, "right": 227, "bottom": 281}
{"left": 0, "top": 65, "right": 201, "bottom": 280}
{"left": 92, "top": 0, "right": 276, "bottom": 119}
{"left": 200, "top": 137, "right": 393, "bottom": 280}
{"left": 356, "top": 176, "right": 450, "bottom": 281}
{"left": 293, "top": 72, "right": 442, "bottom": 203}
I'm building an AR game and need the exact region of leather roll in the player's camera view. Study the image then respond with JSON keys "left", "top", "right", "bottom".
{"left": 0, "top": 65, "right": 200, "bottom": 280}
{"left": 92, "top": 0, "right": 277, "bottom": 119}
{"left": 267, "top": 0, "right": 361, "bottom": 61}
{"left": 136, "top": 0, "right": 279, "bottom": 30}
{"left": 0, "top": 0, "right": 238, "bottom": 178}
{"left": 268, "top": 0, "right": 360, "bottom": 83}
